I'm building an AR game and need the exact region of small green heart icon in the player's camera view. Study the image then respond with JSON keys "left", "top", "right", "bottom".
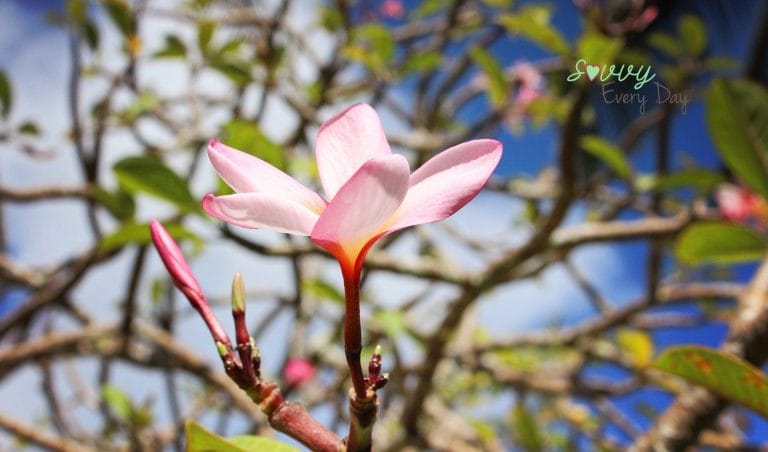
{"left": 586, "top": 64, "right": 600, "bottom": 81}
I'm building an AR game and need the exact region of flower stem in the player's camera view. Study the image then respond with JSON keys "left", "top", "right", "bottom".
{"left": 342, "top": 268, "right": 367, "bottom": 398}
{"left": 342, "top": 265, "right": 378, "bottom": 452}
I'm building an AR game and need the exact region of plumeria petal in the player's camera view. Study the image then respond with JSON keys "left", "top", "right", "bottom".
{"left": 315, "top": 103, "right": 392, "bottom": 199}
{"left": 388, "top": 139, "right": 502, "bottom": 231}
{"left": 203, "top": 193, "right": 319, "bottom": 235}
{"left": 311, "top": 154, "right": 410, "bottom": 266}
{"left": 208, "top": 139, "right": 326, "bottom": 214}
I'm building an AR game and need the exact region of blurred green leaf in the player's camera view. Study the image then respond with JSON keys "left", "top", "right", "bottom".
{"left": 67, "top": 0, "right": 87, "bottom": 25}
{"left": 120, "top": 91, "right": 159, "bottom": 121}
{"left": 16, "top": 120, "right": 40, "bottom": 136}
{"left": 678, "top": 15, "right": 707, "bottom": 56}
{"left": 320, "top": 6, "right": 344, "bottom": 31}
{"left": 222, "top": 119, "right": 285, "bottom": 170}
{"left": 402, "top": 51, "right": 442, "bottom": 75}
{"left": 371, "top": 309, "right": 408, "bottom": 338}
{"left": 99, "top": 221, "right": 200, "bottom": 253}
{"left": 113, "top": 156, "right": 200, "bottom": 214}
{"left": 654, "top": 346, "right": 768, "bottom": 418}
{"left": 210, "top": 60, "right": 251, "bottom": 86}
{"left": 414, "top": 0, "right": 446, "bottom": 18}
{"left": 187, "top": 421, "right": 298, "bottom": 452}
{"left": 499, "top": 6, "right": 569, "bottom": 56}
{"left": 0, "top": 70, "right": 12, "bottom": 119}
{"left": 84, "top": 19, "right": 100, "bottom": 50}
{"left": 577, "top": 32, "right": 624, "bottom": 68}
{"left": 153, "top": 35, "right": 187, "bottom": 59}
{"left": 580, "top": 135, "right": 632, "bottom": 181}
{"left": 511, "top": 404, "right": 543, "bottom": 452}
{"left": 617, "top": 329, "right": 654, "bottom": 368}
{"left": 706, "top": 78, "right": 768, "bottom": 199}
{"left": 703, "top": 56, "right": 738, "bottom": 72}
{"left": 344, "top": 24, "right": 396, "bottom": 71}
{"left": 302, "top": 278, "right": 344, "bottom": 304}
{"left": 676, "top": 222, "right": 767, "bottom": 265}
{"left": 198, "top": 20, "right": 216, "bottom": 54}
{"left": 638, "top": 169, "right": 725, "bottom": 193}
{"left": 103, "top": 0, "right": 136, "bottom": 37}
{"left": 648, "top": 32, "right": 681, "bottom": 57}
{"left": 469, "top": 47, "right": 507, "bottom": 106}
{"left": 102, "top": 385, "right": 132, "bottom": 421}
{"left": 93, "top": 187, "right": 135, "bottom": 221}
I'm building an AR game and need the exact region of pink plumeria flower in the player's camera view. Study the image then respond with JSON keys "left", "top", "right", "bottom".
{"left": 283, "top": 358, "right": 316, "bottom": 387}
{"left": 202, "top": 103, "right": 502, "bottom": 280}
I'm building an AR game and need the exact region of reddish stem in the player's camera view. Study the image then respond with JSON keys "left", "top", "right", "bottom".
{"left": 342, "top": 267, "right": 367, "bottom": 399}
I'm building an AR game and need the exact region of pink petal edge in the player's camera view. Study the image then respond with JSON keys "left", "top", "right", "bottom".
{"left": 315, "top": 103, "right": 392, "bottom": 200}
{"left": 208, "top": 139, "right": 326, "bottom": 213}
{"left": 388, "top": 139, "right": 502, "bottom": 231}
{"left": 203, "top": 193, "right": 319, "bottom": 235}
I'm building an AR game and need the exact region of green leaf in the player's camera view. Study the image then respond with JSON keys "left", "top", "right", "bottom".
{"left": 499, "top": 7, "right": 569, "bottom": 56}
{"left": 84, "top": 20, "right": 100, "bottom": 50}
{"left": 228, "top": 436, "right": 299, "bottom": 452}
{"left": 678, "top": 15, "right": 707, "bottom": 56}
{"left": 345, "top": 24, "right": 396, "bottom": 71}
{"left": 99, "top": 221, "right": 200, "bottom": 253}
{"left": 706, "top": 78, "right": 768, "bottom": 199}
{"left": 120, "top": 91, "right": 159, "bottom": 121}
{"left": 648, "top": 32, "right": 681, "bottom": 57}
{"left": 577, "top": 32, "right": 624, "bottom": 68}
{"left": 617, "top": 329, "right": 654, "bottom": 368}
{"left": 153, "top": 35, "right": 187, "bottom": 59}
{"left": 639, "top": 169, "right": 725, "bottom": 193}
{"left": 102, "top": 385, "right": 132, "bottom": 422}
{"left": 371, "top": 309, "right": 408, "bottom": 338}
{"left": 16, "top": 120, "right": 40, "bottom": 136}
{"left": 210, "top": 60, "right": 252, "bottom": 86}
{"left": 93, "top": 187, "right": 135, "bottom": 220}
{"left": 222, "top": 119, "right": 285, "bottom": 170}
{"left": 302, "top": 278, "right": 344, "bottom": 304}
{"left": 401, "top": 51, "right": 442, "bottom": 75}
{"left": 320, "top": 6, "right": 344, "bottom": 31}
{"left": 580, "top": 135, "right": 632, "bottom": 181}
{"left": 511, "top": 404, "right": 543, "bottom": 452}
{"left": 186, "top": 421, "right": 298, "bottom": 452}
{"left": 0, "top": 70, "right": 12, "bottom": 119}
{"left": 113, "top": 156, "right": 200, "bottom": 214}
{"left": 102, "top": 0, "right": 136, "bottom": 37}
{"left": 654, "top": 345, "right": 768, "bottom": 418}
{"left": 469, "top": 47, "right": 507, "bottom": 106}
{"left": 198, "top": 21, "right": 216, "bottom": 54}
{"left": 676, "top": 222, "right": 767, "bottom": 265}
{"left": 67, "top": 0, "right": 88, "bottom": 25}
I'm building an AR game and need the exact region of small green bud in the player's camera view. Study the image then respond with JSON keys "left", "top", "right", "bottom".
{"left": 231, "top": 272, "right": 246, "bottom": 313}
{"left": 215, "top": 341, "right": 228, "bottom": 357}
{"left": 373, "top": 344, "right": 382, "bottom": 356}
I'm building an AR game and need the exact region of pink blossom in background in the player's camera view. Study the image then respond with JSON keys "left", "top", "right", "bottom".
{"left": 380, "top": 0, "right": 404, "bottom": 19}
{"left": 507, "top": 61, "right": 545, "bottom": 122}
{"left": 284, "top": 358, "right": 316, "bottom": 387}
{"left": 203, "top": 103, "right": 502, "bottom": 281}
{"left": 716, "top": 183, "right": 768, "bottom": 226}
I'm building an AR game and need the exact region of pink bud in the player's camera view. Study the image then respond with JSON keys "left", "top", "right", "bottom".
{"left": 283, "top": 358, "right": 316, "bottom": 387}
{"left": 149, "top": 221, "right": 204, "bottom": 302}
